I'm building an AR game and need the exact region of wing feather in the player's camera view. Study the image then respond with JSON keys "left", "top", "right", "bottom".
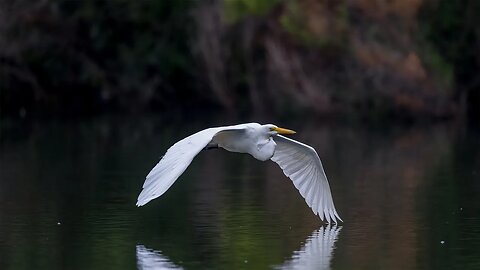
{"left": 136, "top": 125, "right": 247, "bottom": 206}
{"left": 271, "top": 135, "right": 342, "bottom": 223}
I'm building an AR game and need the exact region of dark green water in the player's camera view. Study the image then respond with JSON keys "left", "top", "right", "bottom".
{"left": 1, "top": 117, "right": 479, "bottom": 270}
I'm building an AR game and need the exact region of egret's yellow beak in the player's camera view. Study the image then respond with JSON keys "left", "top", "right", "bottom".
{"left": 273, "top": 127, "right": 296, "bottom": 135}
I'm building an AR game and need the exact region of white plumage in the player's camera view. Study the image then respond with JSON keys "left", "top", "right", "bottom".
{"left": 136, "top": 123, "right": 342, "bottom": 223}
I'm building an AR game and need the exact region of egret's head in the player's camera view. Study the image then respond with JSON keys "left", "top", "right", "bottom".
{"left": 265, "top": 124, "right": 296, "bottom": 136}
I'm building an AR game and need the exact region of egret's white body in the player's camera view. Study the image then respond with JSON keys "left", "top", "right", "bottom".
{"left": 137, "top": 123, "right": 342, "bottom": 223}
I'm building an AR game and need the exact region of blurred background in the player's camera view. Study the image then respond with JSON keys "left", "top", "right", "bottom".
{"left": 0, "top": 0, "right": 479, "bottom": 122}
{"left": 1, "top": 1, "right": 480, "bottom": 270}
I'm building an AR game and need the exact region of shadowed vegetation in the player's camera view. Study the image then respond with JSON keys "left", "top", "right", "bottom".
{"left": 0, "top": 0, "right": 478, "bottom": 121}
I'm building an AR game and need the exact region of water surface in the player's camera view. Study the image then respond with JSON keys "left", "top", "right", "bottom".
{"left": 1, "top": 117, "right": 479, "bottom": 269}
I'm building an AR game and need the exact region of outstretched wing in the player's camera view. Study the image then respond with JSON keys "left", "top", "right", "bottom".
{"left": 136, "top": 125, "right": 246, "bottom": 206}
{"left": 271, "top": 135, "right": 342, "bottom": 223}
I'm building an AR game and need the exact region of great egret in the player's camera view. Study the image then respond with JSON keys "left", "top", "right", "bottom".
{"left": 136, "top": 123, "right": 342, "bottom": 223}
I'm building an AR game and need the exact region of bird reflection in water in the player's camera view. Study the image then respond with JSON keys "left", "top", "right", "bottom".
{"left": 274, "top": 225, "right": 342, "bottom": 270}
{"left": 136, "top": 225, "right": 341, "bottom": 270}
{"left": 136, "top": 245, "right": 183, "bottom": 270}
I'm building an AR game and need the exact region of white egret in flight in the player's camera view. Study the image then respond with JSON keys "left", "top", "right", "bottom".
{"left": 136, "top": 123, "right": 342, "bottom": 223}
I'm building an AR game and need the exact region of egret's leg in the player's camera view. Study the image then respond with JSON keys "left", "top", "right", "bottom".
{"left": 204, "top": 143, "right": 219, "bottom": 150}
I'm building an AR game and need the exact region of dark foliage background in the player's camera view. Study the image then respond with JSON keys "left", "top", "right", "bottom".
{"left": 0, "top": 0, "right": 478, "bottom": 121}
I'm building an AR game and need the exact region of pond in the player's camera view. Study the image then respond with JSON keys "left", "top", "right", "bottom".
{"left": 1, "top": 116, "right": 479, "bottom": 269}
